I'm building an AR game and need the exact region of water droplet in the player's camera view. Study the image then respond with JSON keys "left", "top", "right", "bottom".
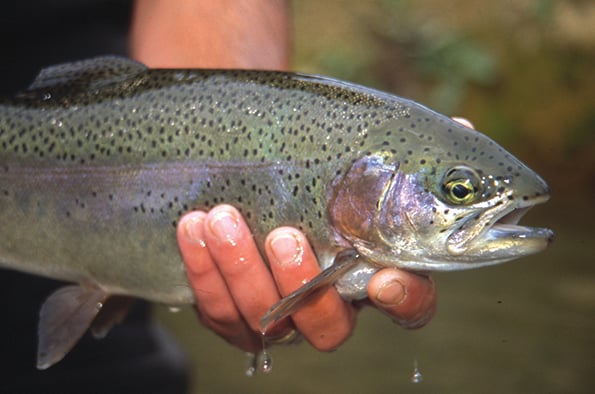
{"left": 411, "top": 369, "right": 423, "bottom": 383}
{"left": 257, "top": 333, "right": 273, "bottom": 374}
{"left": 245, "top": 353, "right": 257, "bottom": 377}
{"left": 257, "top": 350, "right": 273, "bottom": 374}
{"left": 168, "top": 306, "right": 181, "bottom": 313}
{"left": 411, "top": 359, "right": 423, "bottom": 383}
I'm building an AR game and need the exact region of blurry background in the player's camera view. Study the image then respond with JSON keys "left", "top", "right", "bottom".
{"left": 156, "top": 1, "right": 595, "bottom": 393}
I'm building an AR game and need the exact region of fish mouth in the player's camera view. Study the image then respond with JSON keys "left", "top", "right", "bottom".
{"left": 490, "top": 205, "right": 554, "bottom": 244}
{"left": 447, "top": 194, "right": 554, "bottom": 260}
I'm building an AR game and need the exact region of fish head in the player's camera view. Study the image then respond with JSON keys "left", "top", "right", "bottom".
{"left": 330, "top": 114, "right": 553, "bottom": 271}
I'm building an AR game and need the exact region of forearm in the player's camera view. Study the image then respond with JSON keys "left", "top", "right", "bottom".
{"left": 130, "top": 0, "right": 291, "bottom": 70}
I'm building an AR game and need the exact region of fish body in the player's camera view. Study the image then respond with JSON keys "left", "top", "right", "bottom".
{"left": 0, "top": 57, "right": 553, "bottom": 368}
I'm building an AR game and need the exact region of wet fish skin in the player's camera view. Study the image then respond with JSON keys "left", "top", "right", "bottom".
{"left": 0, "top": 57, "right": 553, "bottom": 368}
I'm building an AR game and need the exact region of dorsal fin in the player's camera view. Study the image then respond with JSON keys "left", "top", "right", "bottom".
{"left": 18, "top": 56, "right": 147, "bottom": 99}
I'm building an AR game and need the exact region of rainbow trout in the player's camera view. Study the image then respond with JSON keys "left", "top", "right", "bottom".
{"left": 0, "top": 57, "right": 553, "bottom": 369}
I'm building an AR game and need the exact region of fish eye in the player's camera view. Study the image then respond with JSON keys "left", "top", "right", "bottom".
{"left": 442, "top": 166, "right": 482, "bottom": 205}
{"left": 445, "top": 179, "right": 475, "bottom": 204}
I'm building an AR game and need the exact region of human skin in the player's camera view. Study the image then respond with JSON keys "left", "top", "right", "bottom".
{"left": 130, "top": 0, "right": 291, "bottom": 70}
{"left": 130, "top": 0, "right": 436, "bottom": 353}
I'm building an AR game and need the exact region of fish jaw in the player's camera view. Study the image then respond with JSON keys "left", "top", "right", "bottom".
{"left": 445, "top": 194, "right": 554, "bottom": 267}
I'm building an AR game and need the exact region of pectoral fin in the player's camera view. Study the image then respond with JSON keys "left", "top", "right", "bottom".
{"left": 37, "top": 285, "right": 107, "bottom": 370}
{"left": 260, "top": 250, "right": 360, "bottom": 334}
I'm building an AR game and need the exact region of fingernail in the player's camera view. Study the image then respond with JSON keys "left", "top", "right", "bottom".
{"left": 375, "top": 279, "right": 406, "bottom": 306}
{"left": 183, "top": 215, "right": 206, "bottom": 247}
{"left": 209, "top": 209, "right": 240, "bottom": 244}
{"left": 269, "top": 232, "right": 303, "bottom": 267}
{"left": 452, "top": 116, "right": 474, "bottom": 129}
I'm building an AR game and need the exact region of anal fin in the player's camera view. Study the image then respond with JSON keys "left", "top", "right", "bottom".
{"left": 91, "top": 296, "right": 135, "bottom": 339}
{"left": 37, "top": 285, "right": 107, "bottom": 370}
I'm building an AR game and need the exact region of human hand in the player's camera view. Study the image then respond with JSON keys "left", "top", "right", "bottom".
{"left": 177, "top": 205, "right": 436, "bottom": 354}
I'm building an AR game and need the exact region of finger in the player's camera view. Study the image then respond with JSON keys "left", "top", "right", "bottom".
{"left": 265, "top": 227, "right": 356, "bottom": 351}
{"left": 177, "top": 211, "right": 260, "bottom": 352}
{"left": 452, "top": 116, "right": 475, "bottom": 129}
{"left": 367, "top": 268, "right": 436, "bottom": 329}
{"left": 202, "top": 205, "right": 292, "bottom": 338}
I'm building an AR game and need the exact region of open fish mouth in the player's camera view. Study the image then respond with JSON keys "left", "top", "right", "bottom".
{"left": 490, "top": 205, "right": 554, "bottom": 242}
{"left": 447, "top": 195, "right": 554, "bottom": 259}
